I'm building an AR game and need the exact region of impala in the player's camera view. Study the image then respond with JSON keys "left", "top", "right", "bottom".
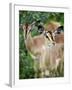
{"left": 37, "top": 21, "right": 64, "bottom": 44}
{"left": 23, "top": 23, "right": 55, "bottom": 77}
{"left": 23, "top": 23, "right": 64, "bottom": 77}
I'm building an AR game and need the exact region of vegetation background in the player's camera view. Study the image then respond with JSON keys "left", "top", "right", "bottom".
{"left": 19, "top": 11, "right": 64, "bottom": 79}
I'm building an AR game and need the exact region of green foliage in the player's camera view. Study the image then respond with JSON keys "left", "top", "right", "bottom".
{"left": 19, "top": 11, "right": 64, "bottom": 79}
{"left": 19, "top": 11, "right": 64, "bottom": 25}
{"left": 19, "top": 28, "right": 35, "bottom": 79}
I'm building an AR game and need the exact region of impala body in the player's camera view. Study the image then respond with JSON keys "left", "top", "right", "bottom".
{"left": 23, "top": 23, "right": 64, "bottom": 77}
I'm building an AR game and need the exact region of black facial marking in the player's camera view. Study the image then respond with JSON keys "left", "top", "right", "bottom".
{"left": 46, "top": 35, "right": 50, "bottom": 40}
{"left": 47, "top": 31, "right": 54, "bottom": 41}
{"left": 25, "top": 23, "right": 28, "bottom": 39}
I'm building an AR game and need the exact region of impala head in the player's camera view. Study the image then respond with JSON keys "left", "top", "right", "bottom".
{"left": 23, "top": 22, "right": 36, "bottom": 39}
{"left": 44, "top": 31, "right": 55, "bottom": 45}
{"left": 23, "top": 23, "right": 32, "bottom": 39}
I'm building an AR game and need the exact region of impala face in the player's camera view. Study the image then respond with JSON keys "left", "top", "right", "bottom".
{"left": 23, "top": 24, "right": 32, "bottom": 40}
{"left": 44, "top": 31, "right": 55, "bottom": 45}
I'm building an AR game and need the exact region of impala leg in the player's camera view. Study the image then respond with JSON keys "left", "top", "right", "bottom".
{"left": 39, "top": 50, "right": 46, "bottom": 78}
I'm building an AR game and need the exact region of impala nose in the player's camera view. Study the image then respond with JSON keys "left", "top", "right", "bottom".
{"left": 52, "top": 42, "right": 55, "bottom": 45}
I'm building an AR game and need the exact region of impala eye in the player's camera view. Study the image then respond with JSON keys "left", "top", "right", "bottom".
{"left": 46, "top": 35, "right": 50, "bottom": 40}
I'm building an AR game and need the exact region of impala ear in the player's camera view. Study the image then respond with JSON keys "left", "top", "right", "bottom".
{"left": 57, "top": 26, "right": 64, "bottom": 31}
{"left": 38, "top": 25, "right": 44, "bottom": 34}
{"left": 56, "top": 26, "right": 64, "bottom": 34}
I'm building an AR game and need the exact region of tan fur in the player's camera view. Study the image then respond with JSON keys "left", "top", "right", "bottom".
{"left": 44, "top": 21, "right": 64, "bottom": 44}
{"left": 23, "top": 24, "right": 55, "bottom": 77}
{"left": 44, "top": 21, "right": 61, "bottom": 32}
{"left": 45, "top": 43, "right": 64, "bottom": 70}
{"left": 23, "top": 24, "right": 64, "bottom": 77}
{"left": 54, "top": 33, "right": 64, "bottom": 43}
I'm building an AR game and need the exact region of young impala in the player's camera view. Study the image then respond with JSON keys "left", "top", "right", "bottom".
{"left": 23, "top": 23, "right": 55, "bottom": 77}
{"left": 23, "top": 23, "right": 64, "bottom": 77}
{"left": 37, "top": 21, "right": 64, "bottom": 44}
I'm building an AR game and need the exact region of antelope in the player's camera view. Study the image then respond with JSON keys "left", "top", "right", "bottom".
{"left": 23, "top": 23, "right": 64, "bottom": 77}
{"left": 23, "top": 23, "right": 54, "bottom": 77}
{"left": 44, "top": 22, "right": 64, "bottom": 76}
{"left": 36, "top": 21, "right": 64, "bottom": 44}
